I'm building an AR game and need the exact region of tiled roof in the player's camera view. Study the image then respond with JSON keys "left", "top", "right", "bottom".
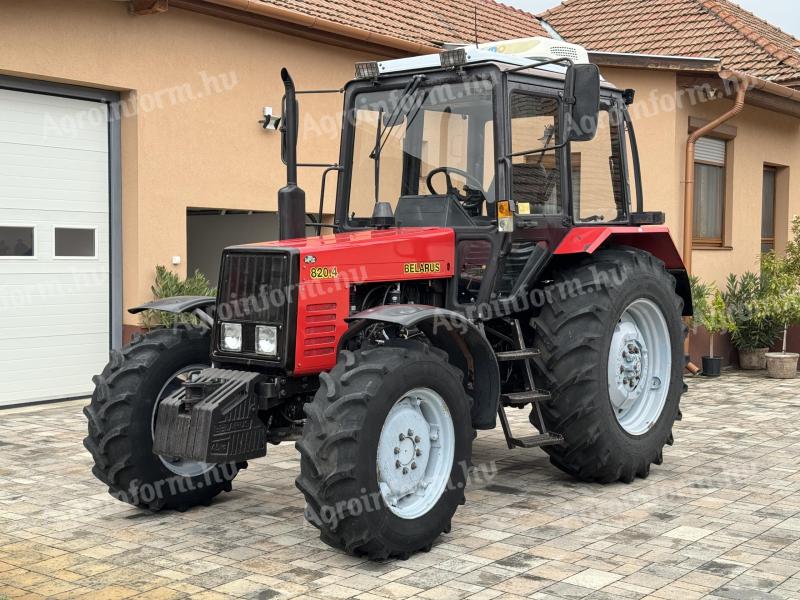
{"left": 258, "top": 0, "right": 550, "bottom": 48}
{"left": 541, "top": 0, "right": 800, "bottom": 83}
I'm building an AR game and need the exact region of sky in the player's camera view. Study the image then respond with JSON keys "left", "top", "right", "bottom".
{"left": 503, "top": 0, "right": 800, "bottom": 38}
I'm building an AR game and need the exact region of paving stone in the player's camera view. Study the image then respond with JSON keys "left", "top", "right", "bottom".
{"left": 1, "top": 373, "right": 799, "bottom": 599}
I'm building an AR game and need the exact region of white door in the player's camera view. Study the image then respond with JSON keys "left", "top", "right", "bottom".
{"left": 0, "top": 88, "right": 110, "bottom": 406}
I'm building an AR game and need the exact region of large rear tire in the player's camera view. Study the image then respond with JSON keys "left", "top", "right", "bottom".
{"left": 531, "top": 247, "right": 685, "bottom": 483}
{"left": 296, "top": 342, "right": 472, "bottom": 560}
{"left": 84, "top": 326, "right": 240, "bottom": 510}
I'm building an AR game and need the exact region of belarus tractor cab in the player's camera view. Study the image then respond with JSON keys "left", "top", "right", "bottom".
{"left": 85, "top": 37, "right": 691, "bottom": 560}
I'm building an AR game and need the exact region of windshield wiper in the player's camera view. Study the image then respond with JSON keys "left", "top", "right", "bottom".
{"left": 370, "top": 75, "right": 426, "bottom": 203}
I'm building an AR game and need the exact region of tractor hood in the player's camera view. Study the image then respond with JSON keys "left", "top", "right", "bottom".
{"left": 234, "top": 227, "right": 455, "bottom": 284}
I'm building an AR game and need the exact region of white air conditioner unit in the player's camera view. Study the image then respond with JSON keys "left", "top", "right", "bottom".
{"left": 476, "top": 37, "right": 590, "bottom": 65}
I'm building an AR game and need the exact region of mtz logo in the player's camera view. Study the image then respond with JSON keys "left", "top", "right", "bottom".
{"left": 304, "top": 255, "right": 317, "bottom": 264}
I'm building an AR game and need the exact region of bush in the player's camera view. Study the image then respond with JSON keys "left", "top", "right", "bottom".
{"left": 723, "top": 271, "right": 781, "bottom": 351}
{"left": 690, "top": 276, "right": 735, "bottom": 358}
{"left": 140, "top": 265, "right": 216, "bottom": 329}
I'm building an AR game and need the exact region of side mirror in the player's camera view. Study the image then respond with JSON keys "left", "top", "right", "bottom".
{"left": 564, "top": 63, "right": 600, "bottom": 142}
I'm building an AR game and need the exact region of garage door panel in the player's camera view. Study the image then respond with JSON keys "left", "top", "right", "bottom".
{"left": 0, "top": 87, "right": 110, "bottom": 406}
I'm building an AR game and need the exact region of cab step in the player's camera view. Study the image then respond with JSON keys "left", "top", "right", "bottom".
{"left": 496, "top": 348, "right": 540, "bottom": 361}
{"left": 508, "top": 432, "right": 564, "bottom": 449}
{"left": 502, "top": 390, "right": 550, "bottom": 406}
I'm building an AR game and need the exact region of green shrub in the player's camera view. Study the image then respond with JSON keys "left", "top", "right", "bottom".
{"left": 723, "top": 271, "right": 781, "bottom": 351}
{"left": 140, "top": 265, "right": 216, "bottom": 329}
{"left": 761, "top": 249, "right": 800, "bottom": 353}
{"left": 690, "top": 276, "right": 735, "bottom": 358}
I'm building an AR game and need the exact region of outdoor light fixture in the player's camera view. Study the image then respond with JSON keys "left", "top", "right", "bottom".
{"left": 255, "top": 325, "right": 278, "bottom": 357}
{"left": 355, "top": 61, "right": 380, "bottom": 79}
{"left": 260, "top": 106, "right": 281, "bottom": 131}
{"left": 221, "top": 322, "right": 242, "bottom": 352}
{"left": 439, "top": 48, "right": 467, "bottom": 69}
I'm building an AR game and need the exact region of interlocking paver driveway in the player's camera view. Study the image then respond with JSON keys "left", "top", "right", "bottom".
{"left": 1, "top": 371, "right": 799, "bottom": 599}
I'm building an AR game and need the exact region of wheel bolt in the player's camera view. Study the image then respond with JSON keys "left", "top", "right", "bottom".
{"left": 411, "top": 462, "right": 417, "bottom": 470}
{"left": 407, "top": 429, "right": 414, "bottom": 436}
{"left": 399, "top": 433, "right": 405, "bottom": 441}
{"left": 394, "top": 447, "right": 400, "bottom": 454}
{"left": 402, "top": 467, "right": 409, "bottom": 474}
{"left": 395, "top": 460, "right": 401, "bottom": 468}
{"left": 414, "top": 435, "right": 421, "bottom": 443}
{"left": 415, "top": 448, "right": 422, "bottom": 456}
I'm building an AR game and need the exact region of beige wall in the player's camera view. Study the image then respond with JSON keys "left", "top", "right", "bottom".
{"left": 603, "top": 66, "right": 800, "bottom": 287}
{"left": 0, "top": 0, "right": 371, "bottom": 325}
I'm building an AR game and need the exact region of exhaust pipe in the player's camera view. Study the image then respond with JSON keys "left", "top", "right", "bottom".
{"left": 278, "top": 68, "right": 306, "bottom": 240}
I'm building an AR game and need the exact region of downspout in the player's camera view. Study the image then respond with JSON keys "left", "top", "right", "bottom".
{"left": 682, "top": 79, "right": 746, "bottom": 374}
{"left": 682, "top": 80, "right": 747, "bottom": 273}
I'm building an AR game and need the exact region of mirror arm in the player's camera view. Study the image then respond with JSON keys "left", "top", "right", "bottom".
{"left": 505, "top": 140, "right": 567, "bottom": 160}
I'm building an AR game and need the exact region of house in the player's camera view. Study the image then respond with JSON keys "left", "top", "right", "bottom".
{"left": 0, "top": 0, "right": 546, "bottom": 405}
{"left": 539, "top": 0, "right": 800, "bottom": 362}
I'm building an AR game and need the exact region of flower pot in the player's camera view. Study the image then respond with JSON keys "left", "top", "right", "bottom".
{"left": 765, "top": 352, "right": 799, "bottom": 379}
{"left": 702, "top": 356, "right": 722, "bottom": 377}
{"left": 738, "top": 347, "right": 769, "bottom": 370}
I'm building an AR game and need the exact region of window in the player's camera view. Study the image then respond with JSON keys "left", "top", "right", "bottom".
{"left": 510, "top": 93, "right": 560, "bottom": 215}
{"left": 571, "top": 106, "right": 626, "bottom": 223}
{"left": 693, "top": 137, "right": 726, "bottom": 245}
{"left": 762, "top": 167, "right": 776, "bottom": 253}
{"left": 0, "top": 226, "right": 35, "bottom": 257}
{"left": 54, "top": 227, "right": 96, "bottom": 258}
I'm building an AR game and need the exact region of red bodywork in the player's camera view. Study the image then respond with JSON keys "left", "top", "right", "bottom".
{"left": 242, "top": 225, "right": 684, "bottom": 374}
{"left": 554, "top": 226, "right": 685, "bottom": 270}
{"left": 242, "top": 228, "right": 455, "bottom": 374}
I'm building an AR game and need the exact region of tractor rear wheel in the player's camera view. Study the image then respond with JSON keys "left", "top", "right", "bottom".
{"left": 296, "top": 342, "right": 472, "bottom": 560}
{"left": 531, "top": 247, "right": 685, "bottom": 483}
{"left": 84, "top": 326, "right": 240, "bottom": 510}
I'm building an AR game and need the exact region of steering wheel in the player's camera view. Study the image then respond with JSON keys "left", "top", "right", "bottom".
{"left": 425, "top": 166, "right": 486, "bottom": 216}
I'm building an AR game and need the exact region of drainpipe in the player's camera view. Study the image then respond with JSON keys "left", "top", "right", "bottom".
{"left": 682, "top": 80, "right": 747, "bottom": 273}
{"left": 682, "top": 79, "right": 747, "bottom": 374}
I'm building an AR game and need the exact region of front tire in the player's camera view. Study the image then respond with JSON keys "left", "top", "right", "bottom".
{"left": 84, "top": 326, "right": 240, "bottom": 510}
{"left": 296, "top": 342, "right": 472, "bottom": 560}
{"left": 531, "top": 248, "right": 685, "bottom": 483}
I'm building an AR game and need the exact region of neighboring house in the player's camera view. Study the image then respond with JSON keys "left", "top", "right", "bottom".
{"left": 0, "top": 0, "right": 545, "bottom": 405}
{"left": 540, "top": 0, "right": 800, "bottom": 281}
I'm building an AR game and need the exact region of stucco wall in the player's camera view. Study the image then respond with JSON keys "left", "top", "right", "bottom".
{"left": 0, "top": 0, "right": 371, "bottom": 325}
{"left": 602, "top": 66, "right": 800, "bottom": 287}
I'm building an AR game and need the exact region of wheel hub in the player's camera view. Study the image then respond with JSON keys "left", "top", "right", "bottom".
{"left": 607, "top": 299, "right": 671, "bottom": 435}
{"left": 377, "top": 388, "right": 454, "bottom": 519}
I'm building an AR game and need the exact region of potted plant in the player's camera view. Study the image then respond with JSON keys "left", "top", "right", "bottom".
{"left": 724, "top": 271, "right": 781, "bottom": 369}
{"left": 690, "top": 277, "right": 735, "bottom": 377}
{"left": 761, "top": 221, "right": 800, "bottom": 378}
{"left": 140, "top": 265, "right": 216, "bottom": 329}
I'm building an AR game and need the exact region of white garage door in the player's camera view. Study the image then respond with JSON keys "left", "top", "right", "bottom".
{"left": 0, "top": 88, "right": 110, "bottom": 406}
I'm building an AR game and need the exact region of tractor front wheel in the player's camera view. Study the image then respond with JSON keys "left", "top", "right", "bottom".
{"left": 84, "top": 326, "right": 240, "bottom": 510}
{"left": 296, "top": 342, "right": 472, "bottom": 560}
{"left": 531, "top": 247, "right": 685, "bottom": 483}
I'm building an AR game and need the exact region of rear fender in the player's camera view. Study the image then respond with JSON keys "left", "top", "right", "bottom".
{"left": 343, "top": 305, "right": 500, "bottom": 430}
{"left": 554, "top": 227, "right": 692, "bottom": 316}
{"left": 128, "top": 295, "right": 216, "bottom": 326}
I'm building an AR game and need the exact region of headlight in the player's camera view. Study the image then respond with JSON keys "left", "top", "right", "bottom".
{"left": 256, "top": 325, "right": 278, "bottom": 356}
{"left": 221, "top": 322, "right": 242, "bottom": 352}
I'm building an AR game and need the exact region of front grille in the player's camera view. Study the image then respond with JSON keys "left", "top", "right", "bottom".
{"left": 214, "top": 250, "right": 297, "bottom": 366}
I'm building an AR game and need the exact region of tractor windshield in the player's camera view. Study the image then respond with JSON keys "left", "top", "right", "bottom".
{"left": 345, "top": 79, "right": 495, "bottom": 226}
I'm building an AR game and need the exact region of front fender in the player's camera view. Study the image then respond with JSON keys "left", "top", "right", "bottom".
{"left": 129, "top": 295, "right": 216, "bottom": 326}
{"left": 344, "top": 305, "right": 500, "bottom": 430}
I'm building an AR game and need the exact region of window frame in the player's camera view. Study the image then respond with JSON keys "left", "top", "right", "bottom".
{"left": 761, "top": 166, "right": 777, "bottom": 253}
{"left": 692, "top": 137, "right": 728, "bottom": 248}
{"left": 52, "top": 225, "right": 99, "bottom": 260}
{"left": 0, "top": 224, "right": 37, "bottom": 260}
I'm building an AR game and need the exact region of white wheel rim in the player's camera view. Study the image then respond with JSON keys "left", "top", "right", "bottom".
{"left": 376, "top": 387, "right": 455, "bottom": 520}
{"left": 151, "top": 364, "right": 216, "bottom": 478}
{"left": 607, "top": 299, "right": 672, "bottom": 435}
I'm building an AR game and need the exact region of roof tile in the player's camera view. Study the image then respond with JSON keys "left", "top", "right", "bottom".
{"left": 541, "top": 0, "right": 800, "bottom": 82}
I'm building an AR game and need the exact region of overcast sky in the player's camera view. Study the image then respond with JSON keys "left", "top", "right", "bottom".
{"left": 503, "top": 0, "right": 800, "bottom": 38}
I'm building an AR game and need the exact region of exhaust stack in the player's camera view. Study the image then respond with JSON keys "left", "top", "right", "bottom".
{"left": 278, "top": 68, "right": 306, "bottom": 240}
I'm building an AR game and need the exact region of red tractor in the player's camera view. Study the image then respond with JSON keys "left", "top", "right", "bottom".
{"left": 85, "top": 38, "right": 691, "bottom": 560}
